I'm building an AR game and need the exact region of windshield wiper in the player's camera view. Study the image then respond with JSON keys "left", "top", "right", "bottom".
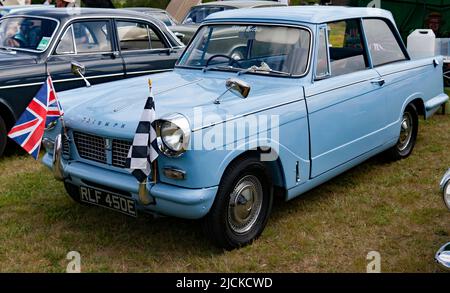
{"left": 237, "top": 62, "right": 291, "bottom": 77}
{"left": 202, "top": 65, "right": 240, "bottom": 73}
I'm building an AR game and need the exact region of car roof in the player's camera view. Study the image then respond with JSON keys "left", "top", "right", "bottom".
{"left": 196, "top": 0, "right": 286, "bottom": 9}
{"left": 6, "top": 7, "right": 155, "bottom": 21}
{"left": 205, "top": 6, "right": 394, "bottom": 24}
{"left": 121, "top": 7, "right": 166, "bottom": 13}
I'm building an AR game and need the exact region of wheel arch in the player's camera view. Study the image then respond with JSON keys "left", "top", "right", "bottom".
{"left": 218, "top": 148, "right": 287, "bottom": 194}
{"left": 0, "top": 99, "right": 16, "bottom": 130}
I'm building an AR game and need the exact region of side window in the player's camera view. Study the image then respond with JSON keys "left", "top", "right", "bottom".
{"left": 327, "top": 19, "right": 368, "bottom": 76}
{"left": 316, "top": 27, "right": 329, "bottom": 78}
{"left": 149, "top": 26, "right": 167, "bottom": 49}
{"left": 117, "top": 21, "right": 150, "bottom": 51}
{"left": 363, "top": 18, "right": 407, "bottom": 66}
{"left": 72, "top": 21, "right": 112, "bottom": 54}
{"left": 56, "top": 25, "right": 75, "bottom": 54}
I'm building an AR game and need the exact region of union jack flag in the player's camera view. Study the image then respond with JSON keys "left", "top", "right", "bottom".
{"left": 8, "top": 76, "right": 63, "bottom": 160}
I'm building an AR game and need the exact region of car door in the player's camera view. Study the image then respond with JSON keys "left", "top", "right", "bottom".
{"left": 304, "top": 20, "right": 387, "bottom": 178}
{"left": 47, "top": 19, "right": 125, "bottom": 92}
{"left": 115, "top": 19, "right": 179, "bottom": 77}
{"left": 361, "top": 18, "right": 416, "bottom": 142}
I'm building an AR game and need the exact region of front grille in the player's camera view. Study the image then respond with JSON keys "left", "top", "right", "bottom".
{"left": 73, "top": 132, "right": 107, "bottom": 164}
{"left": 112, "top": 139, "right": 132, "bottom": 168}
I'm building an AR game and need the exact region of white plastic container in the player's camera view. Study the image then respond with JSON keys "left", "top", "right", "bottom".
{"left": 407, "top": 29, "right": 436, "bottom": 59}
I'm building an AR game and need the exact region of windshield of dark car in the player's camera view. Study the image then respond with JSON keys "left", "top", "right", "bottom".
{"left": 0, "top": 17, "right": 58, "bottom": 52}
{"left": 177, "top": 24, "right": 311, "bottom": 77}
{"left": 182, "top": 6, "right": 232, "bottom": 24}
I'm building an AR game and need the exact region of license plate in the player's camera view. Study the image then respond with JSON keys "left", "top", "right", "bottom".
{"left": 79, "top": 186, "right": 137, "bottom": 217}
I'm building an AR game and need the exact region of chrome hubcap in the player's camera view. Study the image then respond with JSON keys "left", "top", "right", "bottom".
{"left": 228, "top": 175, "right": 263, "bottom": 234}
{"left": 397, "top": 112, "right": 413, "bottom": 152}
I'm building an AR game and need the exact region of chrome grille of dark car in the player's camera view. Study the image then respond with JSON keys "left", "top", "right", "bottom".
{"left": 73, "top": 132, "right": 107, "bottom": 164}
{"left": 112, "top": 139, "right": 132, "bottom": 168}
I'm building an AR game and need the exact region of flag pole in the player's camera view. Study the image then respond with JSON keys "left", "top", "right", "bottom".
{"left": 47, "top": 70, "right": 69, "bottom": 141}
{"left": 148, "top": 78, "right": 158, "bottom": 184}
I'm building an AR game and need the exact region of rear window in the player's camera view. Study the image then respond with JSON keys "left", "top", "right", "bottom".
{"left": 363, "top": 18, "right": 407, "bottom": 66}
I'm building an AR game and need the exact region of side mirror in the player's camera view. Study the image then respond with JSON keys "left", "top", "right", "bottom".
{"left": 71, "top": 61, "right": 91, "bottom": 87}
{"left": 213, "top": 78, "right": 251, "bottom": 104}
{"left": 436, "top": 242, "right": 450, "bottom": 270}
{"left": 226, "top": 78, "right": 251, "bottom": 99}
{"left": 174, "top": 32, "right": 185, "bottom": 42}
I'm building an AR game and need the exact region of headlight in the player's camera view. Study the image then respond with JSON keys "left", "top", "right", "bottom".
{"left": 157, "top": 113, "right": 190, "bottom": 157}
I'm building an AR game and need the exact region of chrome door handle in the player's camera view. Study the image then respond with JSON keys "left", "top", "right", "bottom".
{"left": 371, "top": 78, "right": 385, "bottom": 86}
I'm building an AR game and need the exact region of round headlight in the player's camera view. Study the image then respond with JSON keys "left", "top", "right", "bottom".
{"left": 157, "top": 113, "right": 190, "bottom": 157}
{"left": 444, "top": 181, "right": 450, "bottom": 210}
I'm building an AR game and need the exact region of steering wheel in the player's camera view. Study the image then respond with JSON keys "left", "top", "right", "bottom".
{"left": 205, "top": 54, "right": 242, "bottom": 68}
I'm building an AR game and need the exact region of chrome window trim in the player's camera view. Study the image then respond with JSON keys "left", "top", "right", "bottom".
{"left": 55, "top": 24, "right": 75, "bottom": 55}
{"left": 176, "top": 21, "right": 314, "bottom": 78}
{"left": 47, "top": 15, "right": 175, "bottom": 57}
{"left": 0, "top": 15, "right": 60, "bottom": 53}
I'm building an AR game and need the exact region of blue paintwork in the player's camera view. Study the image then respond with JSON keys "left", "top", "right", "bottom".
{"left": 42, "top": 7, "right": 449, "bottom": 219}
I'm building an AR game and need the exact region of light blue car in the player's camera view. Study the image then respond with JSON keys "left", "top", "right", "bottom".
{"left": 42, "top": 6, "right": 449, "bottom": 249}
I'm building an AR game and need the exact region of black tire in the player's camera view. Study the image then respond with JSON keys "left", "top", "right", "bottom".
{"left": 64, "top": 182, "right": 84, "bottom": 204}
{"left": 385, "top": 104, "right": 418, "bottom": 161}
{"left": 0, "top": 115, "right": 7, "bottom": 158}
{"left": 203, "top": 155, "right": 273, "bottom": 250}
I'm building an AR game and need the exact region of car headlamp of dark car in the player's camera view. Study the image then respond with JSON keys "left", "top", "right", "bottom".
{"left": 157, "top": 113, "right": 191, "bottom": 157}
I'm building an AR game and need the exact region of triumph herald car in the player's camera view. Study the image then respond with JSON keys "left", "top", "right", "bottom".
{"left": 0, "top": 8, "right": 184, "bottom": 157}
{"left": 43, "top": 7, "right": 449, "bottom": 249}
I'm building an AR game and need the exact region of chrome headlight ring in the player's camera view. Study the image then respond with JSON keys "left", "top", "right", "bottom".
{"left": 156, "top": 113, "right": 191, "bottom": 157}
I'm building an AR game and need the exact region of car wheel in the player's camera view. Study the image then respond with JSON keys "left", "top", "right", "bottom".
{"left": 385, "top": 104, "right": 418, "bottom": 161}
{"left": 203, "top": 155, "right": 273, "bottom": 250}
{"left": 0, "top": 115, "right": 7, "bottom": 158}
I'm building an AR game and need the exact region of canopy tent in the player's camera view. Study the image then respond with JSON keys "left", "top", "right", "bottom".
{"left": 351, "top": 0, "right": 450, "bottom": 39}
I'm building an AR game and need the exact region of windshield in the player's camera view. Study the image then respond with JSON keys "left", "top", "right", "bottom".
{"left": 0, "top": 17, "right": 58, "bottom": 52}
{"left": 178, "top": 24, "right": 311, "bottom": 77}
{"left": 182, "top": 6, "right": 232, "bottom": 25}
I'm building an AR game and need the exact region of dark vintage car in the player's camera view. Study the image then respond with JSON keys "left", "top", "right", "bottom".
{"left": 0, "top": 8, "right": 184, "bottom": 157}
{"left": 171, "top": 0, "right": 286, "bottom": 44}
{"left": 122, "top": 7, "right": 178, "bottom": 27}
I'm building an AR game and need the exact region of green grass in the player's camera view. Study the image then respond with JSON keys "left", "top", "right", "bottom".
{"left": 0, "top": 114, "right": 449, "bottom": 272}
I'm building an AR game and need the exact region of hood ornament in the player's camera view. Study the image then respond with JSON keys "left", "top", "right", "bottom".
{"left": 214, "top": 78, "right": 251, "bottom": 104}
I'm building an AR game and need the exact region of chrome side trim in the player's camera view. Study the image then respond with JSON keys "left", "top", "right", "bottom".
{"left": 0, "top": 69, "right": 172, "bottom": 90}
{"left": 126, "top": 69, "right": 172, "bottom": 75}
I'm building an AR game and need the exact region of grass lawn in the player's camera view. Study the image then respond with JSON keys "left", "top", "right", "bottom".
{"left": 0, "top": 114, "right": 449, "bottom": 273}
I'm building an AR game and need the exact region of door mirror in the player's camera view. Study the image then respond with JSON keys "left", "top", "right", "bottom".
{"left": 436, "top": 242, "right": 450, "bottom": 270}
{"left": 71, "top": 61, "right": 85, "bottom": 76}
{"left": 174, "top": 32, "right": 185, "bottom": 42}
{"left": 226, "top": 78, "right": 251, "bottom": 99}
{"left": 71, "top": 61, "right": 91, "bottom": 87}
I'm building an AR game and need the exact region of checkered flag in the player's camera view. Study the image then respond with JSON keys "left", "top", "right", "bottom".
{"left": 125, "top": 81, "right": 159, "bottom": 184}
